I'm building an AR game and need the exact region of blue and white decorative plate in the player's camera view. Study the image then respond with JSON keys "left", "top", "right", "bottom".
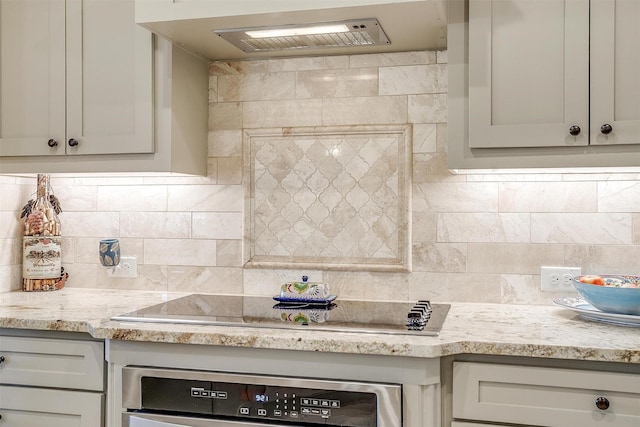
{"left": 553, "top": 297, "right": 640, "bottom": 327}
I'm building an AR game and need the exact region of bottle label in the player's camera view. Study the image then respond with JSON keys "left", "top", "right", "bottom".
{"left": 22, "top": 236, "right": 62, "bottom": 279}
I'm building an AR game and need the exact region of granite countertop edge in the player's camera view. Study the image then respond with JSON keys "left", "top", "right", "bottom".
{"left": 0, "top": 289, "right": 638, "bottom": 364}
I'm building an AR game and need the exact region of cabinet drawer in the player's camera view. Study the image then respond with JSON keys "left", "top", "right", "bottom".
{"left": 0, "top": 385, "right": 103, "bottom": 427}
{"left": 0, "top": 336, "right": 104, "bottom": 391}
{"left": 453, "top": 362, "right": 640, "bottom": 427}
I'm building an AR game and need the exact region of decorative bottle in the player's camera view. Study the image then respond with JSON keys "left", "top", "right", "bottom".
{"left": 21, "top": 174, "right": 66, "bottom": 291}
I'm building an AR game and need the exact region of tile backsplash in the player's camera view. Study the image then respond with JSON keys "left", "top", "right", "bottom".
{"left": 2, "top": 50, "right": 640, "bottom": 304}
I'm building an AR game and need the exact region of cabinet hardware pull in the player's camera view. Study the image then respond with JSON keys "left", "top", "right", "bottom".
{"left": 595, "top": 396, "right": 610, "bottom": 410}
{"left": 47, "top": 139, "right": 58, "bottom": 147}
{"left": 68, "top": 138, "right": 79, "bottom": 147}
{"left": 0, "top": 355, "right": 5, "bottom": 365}
{"left": 600, "top": 124, "right": 613, "bottom": 135}
{"left": 569, "top": 125, "right": 581, "bottom": 136}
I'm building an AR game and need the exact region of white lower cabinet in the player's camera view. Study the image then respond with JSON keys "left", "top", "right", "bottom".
{"left": 0, "top": 385, "right": 103, "bottom": 427}
{"left": 452, "top": 361, "right": 640, "bottom": 427}
{"left": 0, "top": 332, "right": 105, "bottom": 426}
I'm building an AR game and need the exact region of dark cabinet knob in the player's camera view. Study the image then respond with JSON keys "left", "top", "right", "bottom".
{"left": 600, "top": 124, "right": 613, "bottom": 135}
{"left": 595, "top": 397, "right": 610, "bottom": 410}
{"left": 68, "top": 138, "right": 79, "bottom": 147}
{"left": 0, "top": 355, "right": 4, "bottom": 365}
{"left": 569, "top": 125, "right": 581, "bottom": 136}
{"left": 47, "top": 139, "right": 58, "bottom": 147}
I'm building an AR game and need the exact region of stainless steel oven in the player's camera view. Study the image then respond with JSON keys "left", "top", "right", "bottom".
{"left": 122, "top": 366, "right": 402, "bottom": 427}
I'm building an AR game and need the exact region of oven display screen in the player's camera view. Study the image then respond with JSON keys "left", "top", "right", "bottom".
{"left": 140, "top": 377, "right": 378, "bottom": 427}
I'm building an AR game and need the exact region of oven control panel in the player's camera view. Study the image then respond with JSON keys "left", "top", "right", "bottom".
{"left": 139, "top": 376, "right": 379, "bottom": 426}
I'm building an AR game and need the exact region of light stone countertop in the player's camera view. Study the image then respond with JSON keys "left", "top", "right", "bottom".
{"left": 0, "top": 288, "right": 638, "bottom": 364}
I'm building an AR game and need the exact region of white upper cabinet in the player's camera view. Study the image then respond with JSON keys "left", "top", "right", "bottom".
{"left": 468, "top": 0, "right": 589, "bottom": 149}
{"left": 0, "top": 0, "right": 208, "bottom": 175}
{"left": 0, "top": 0, "right": 153, "bottom": 157}
{"left": 590, "top": 0, "right": 640, "bottom": 146}
{"left": 449, "top": 0, "right": 640, "bottom": 169}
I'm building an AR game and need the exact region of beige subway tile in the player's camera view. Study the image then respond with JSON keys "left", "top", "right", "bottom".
{"left": 413, "top": 153, "right": 465, "bottom": 183}
{"left": 243, "top": 99, "right": 323, "bottom": 128}
{"left": 500, "top": 182, "right": 597, "bottom": 212}
{"left": 500, "top": 274, "right": 571, "bottom": 305}
{"left": 216, "top": 157, "right": 243, "bottom": 185}
{"left": 349, "top": 51, "right": 436, "bottom": 68}
{"left": 467, "top": 243, "right": 564, "bottom": 274}
{"left": 413, "top": 124, "right": 437, "bottom": 153}
{"left": 531, "top": 213, "right": 631, "bottom": 244}
{"left": 208, "top": 130, "right": 243, "bottom": 157}
{"left": 168, "top": 266, "right": 243, "bottom": 293}
{"left": 379, "top": 65, "right": 438, "bottom": 95}
{"left": 322, "top": 96, "right": 407, "bottom": 125}
{"left": 62, "top": 212, "right": 119, "bottom": 237}
{"left": 218, "top": 72, "right": 295, "bottom": 102}
{"left": 144, "top": 239, "right": 217, "bottom": 266}
{"left": 409, "top": 272, "right": 501, "bottom": 303}
{"left": 53, "top": 185, "right": 98, "bottom": 211}
{"left": 120, "top": 212, "right": 191, "bottom": 238}
{"left": 323, "top": 271, "right": 410, "bottom": 301}
{"left": 412, "top": 212, "right": 437, "bottom": 243}
{"left": 412, "top": 242, "right": 467, "bottom": 272}
{"left": 437, "top": 50, "right": 448, "bottom": 64}
{"left": 413, "top": 182, "right": 499, "bottom": 213}
{"left": 96, "top": 264, "right": 168, "bottom": 291}
{"left": 408, "top": 94, "right": 447, "bottom": 123}
{"left": 168, "top": 185, "right": 242, "bottom": 212}
{"left": 192, "top": 212, "right": 242, "bottom": 239}
{"left": 268, "top": 56, "right": 349, "bottom": 72}
{"left": 209, "top": 75, "right": 218, "bottom": 103}
{"left": 65, "top": 263, "right": 98, "bottom": 289}
{"left": 209, "top": 60, "right": 269, "bottom": 76}
{"left": 97, "top": 186, "right": 167, "bottom": 212}
{"left": 217, "top": 240, "right": 243, "bottom": 267}
{"left": 564, "top": 244, "right": 640, "bottom": 275}
{"left": 296, "top": 68, "right": 378, "bottom": 99}
{"left": 598, "top": 181, "right": 640, "bottom": 212}
{"left": 209, "top": 102, "right": 243, "bottom": 130}
{"left": 438, "top": 213, "right": 530, "bottom": 243}
{"left": 0, "top": 212, "right": 22, "bottom": 238}
{"left": 0, "top": 265, "right": 21, "bottom": 292}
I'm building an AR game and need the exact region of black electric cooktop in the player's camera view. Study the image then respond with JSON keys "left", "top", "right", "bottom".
{"left": 112, "top": 294, "right": 450, "bottom": 336}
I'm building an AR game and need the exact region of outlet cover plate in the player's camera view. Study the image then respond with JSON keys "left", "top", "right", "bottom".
{"left": 111, "top": 256, "right": 138, "bottom": 278}
{"left": 541, "top": 266, "right": 581, "bottom": 292}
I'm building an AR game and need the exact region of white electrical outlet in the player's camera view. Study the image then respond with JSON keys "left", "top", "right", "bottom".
{"left": 111, "top": 256, "right": 138, "bottom": 278}
{"left": 540, "top": 266, "right": 581, "bottom": 292}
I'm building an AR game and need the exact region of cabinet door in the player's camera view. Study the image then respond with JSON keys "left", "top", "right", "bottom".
{"left": 590, "top": 0, "right": 640, "bottom": 145}
{"left": 0, "top": 385, "right": 102, "bottom": 427}
{"left": 66, "top": 0, "right": 153, "bottom": 155}
{"left": 468, "top": 0, "right": 590, "bottom": 148}
{"left": 0, "top": 0, "right": 66, "bottom": 156}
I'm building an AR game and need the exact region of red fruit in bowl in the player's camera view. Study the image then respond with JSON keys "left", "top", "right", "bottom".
{"left": 579, "top": 275, "right": 605, "bottom": 286}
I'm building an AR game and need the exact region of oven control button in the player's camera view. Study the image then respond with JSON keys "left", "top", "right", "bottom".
{"left": 217, "top": 391, "right": 227, "bottom": 399}
{"left": 240, "top": 407, "right": 250, "bottom": 415}
{"left": 321, "top": 409, "right": 331, "bottom": 417}
{"left": 290, "top": 411, "right": 299, "bottom": 418}
{"left": 321, "top": 400, "right": 330, "bottom": 407}
{"left": 301, "top": 398, "right": 310, "bottom": 405}
{"left": 301, "top": 408, "right": 311, "bottom": 415}
{"left": 274, "top": 410, "right": 282, "bottom": 417}
{"left": 330, "top": 400, "right": 340, "bottom": 408}
{"left": 258, "top": 409, "right": 267, "bottom": 416}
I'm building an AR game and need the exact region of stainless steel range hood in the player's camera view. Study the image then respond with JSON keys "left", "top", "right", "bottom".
{"left": 135, "top": 0, "right": 447, "bottom": 61}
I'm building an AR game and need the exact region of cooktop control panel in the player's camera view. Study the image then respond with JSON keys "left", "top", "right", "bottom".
{"left": 133, "top": 373, "right": 396, "bottom": 427}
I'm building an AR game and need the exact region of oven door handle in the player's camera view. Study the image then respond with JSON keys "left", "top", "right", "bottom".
{"left": 125, "top": 413, "right": 277, "bottom": 427}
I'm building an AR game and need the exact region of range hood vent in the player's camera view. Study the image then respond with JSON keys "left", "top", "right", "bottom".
{"left": 214, "top": 19, "right": 390, "bottom": 53}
